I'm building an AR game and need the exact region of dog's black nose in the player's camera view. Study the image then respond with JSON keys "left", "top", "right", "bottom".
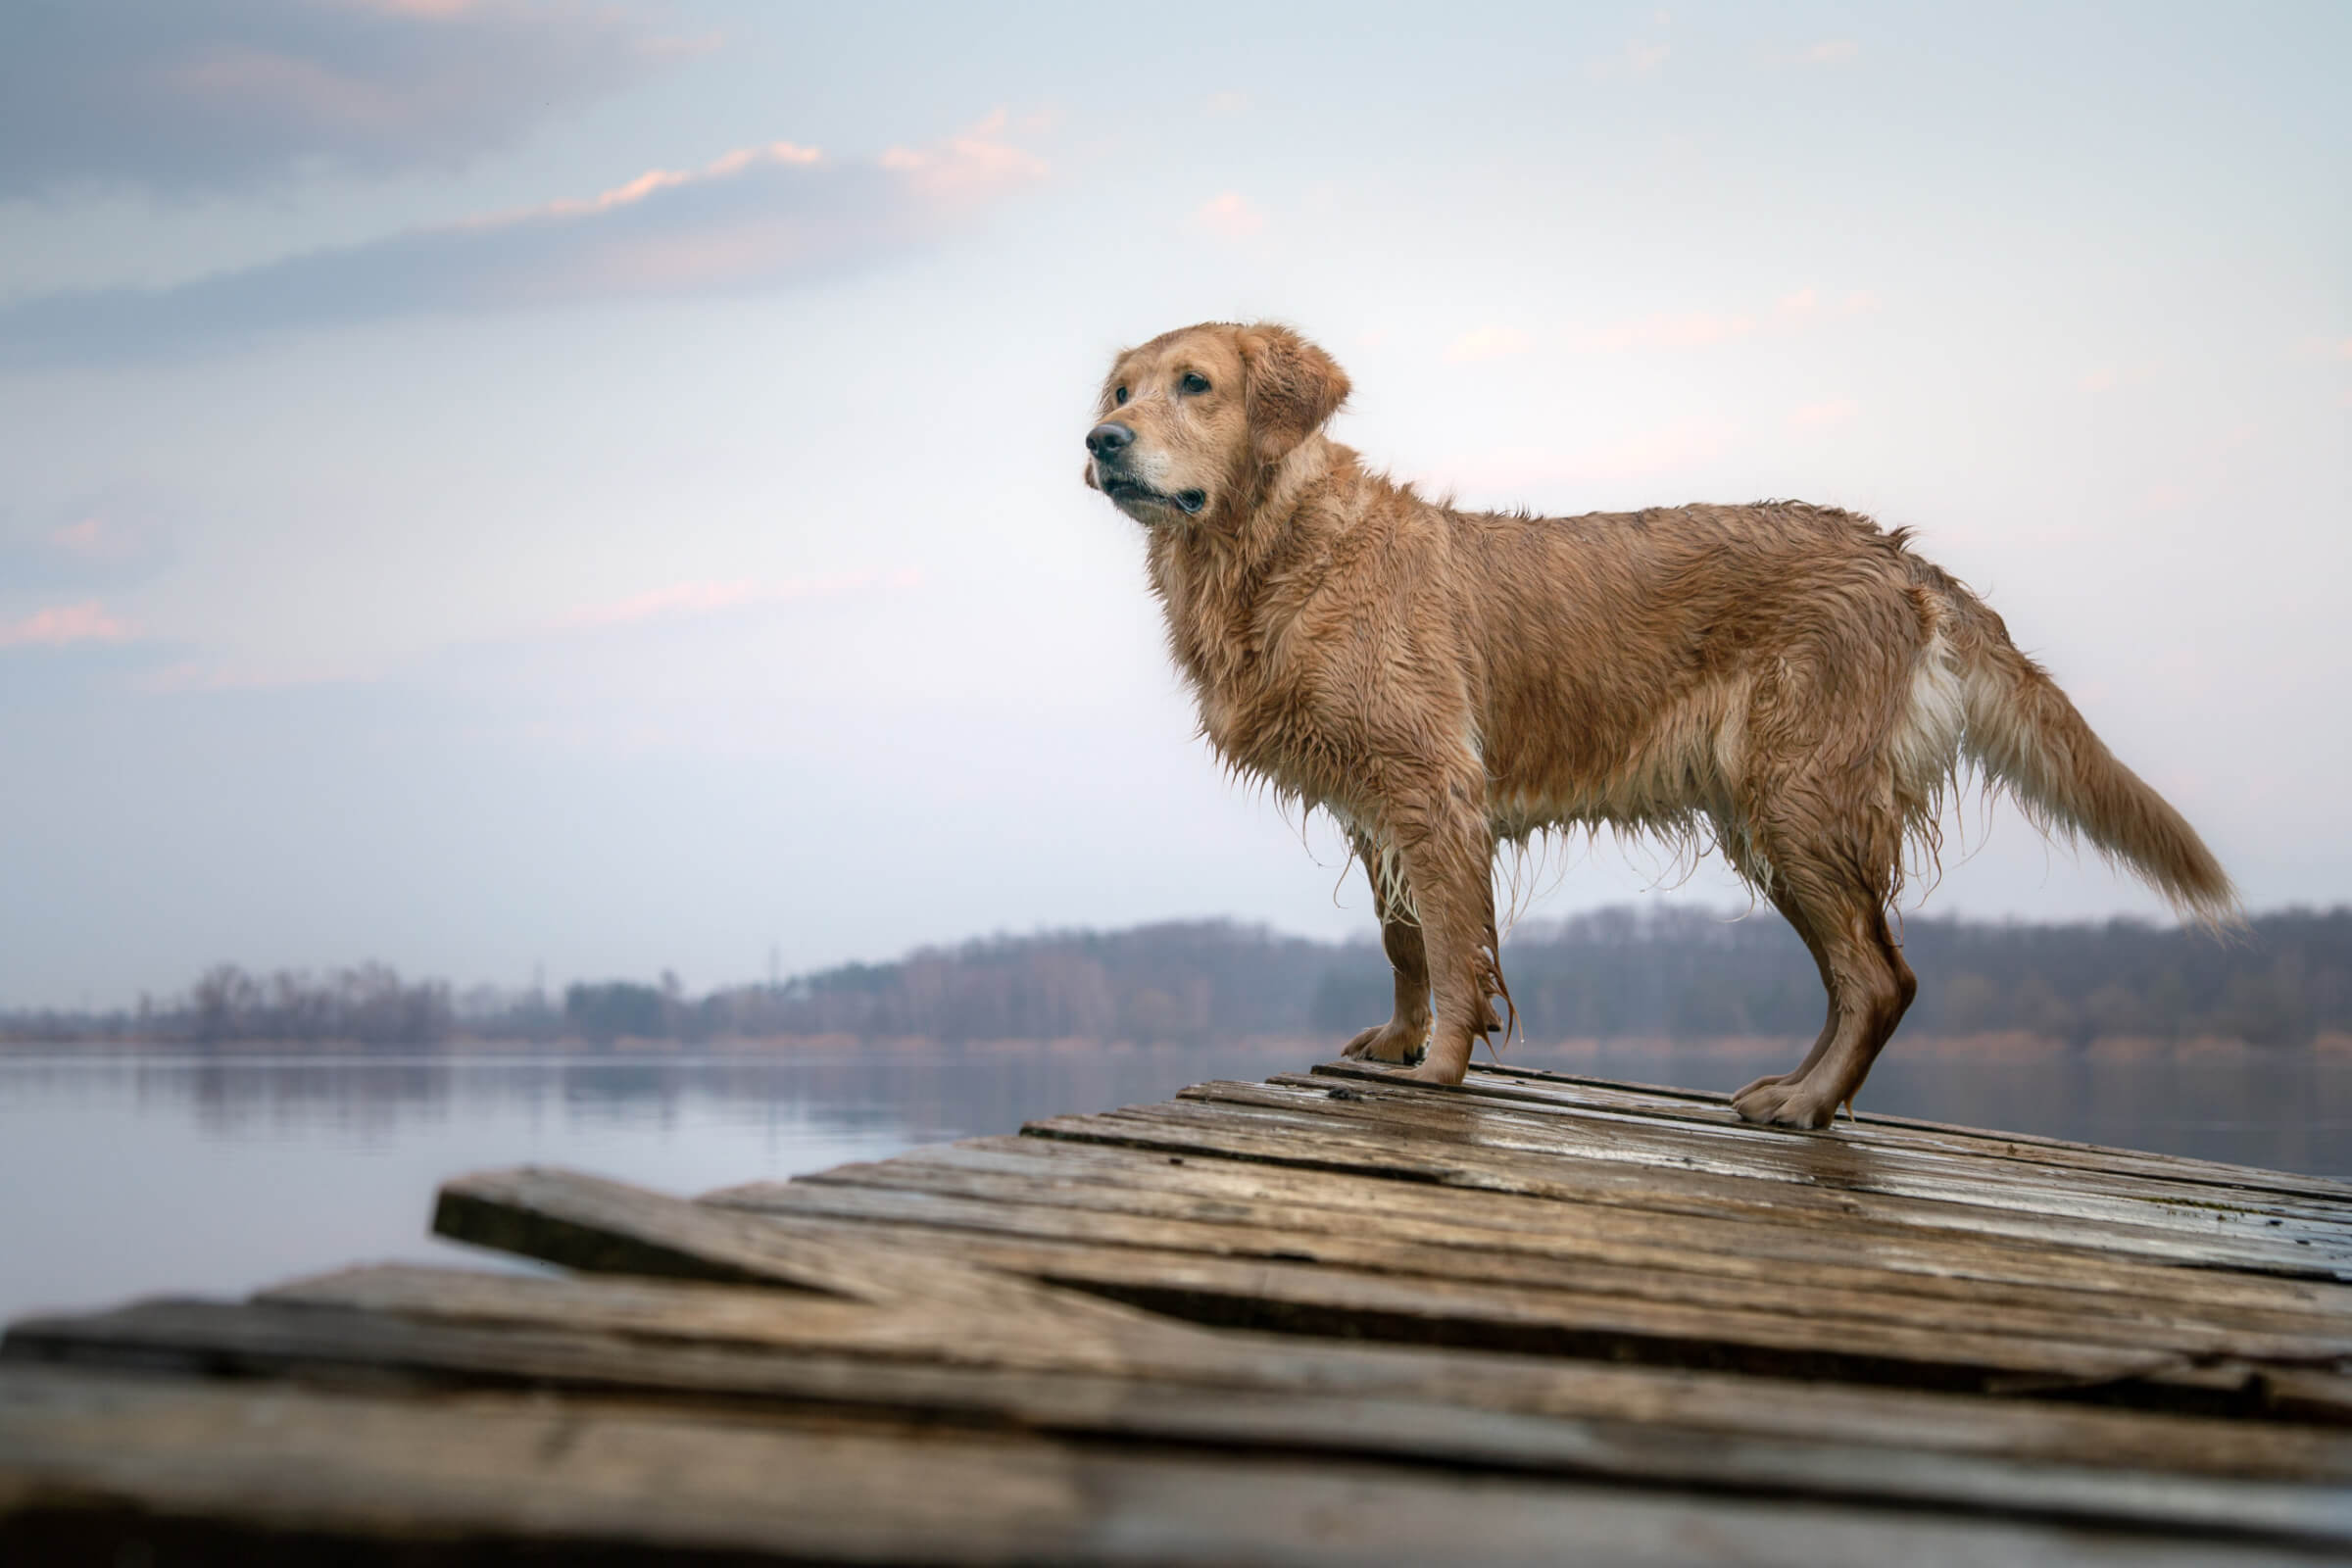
{"left": 1086, "top": 422, "right": 1135, "bottom": 460}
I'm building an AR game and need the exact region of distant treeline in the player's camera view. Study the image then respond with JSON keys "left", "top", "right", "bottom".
{"left": 1, "top": 963, "right": 461, "bottom": 1048}
{"left": 6, "top": 907, "right": 2348, "bottom": 1049}
{"left": 699, "top": 906, "right": 2351, "bottom": 1050}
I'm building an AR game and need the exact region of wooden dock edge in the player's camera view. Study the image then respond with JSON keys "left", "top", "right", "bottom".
{"left": 6, "top": 1061, "right": 2350, "bottom": 1564}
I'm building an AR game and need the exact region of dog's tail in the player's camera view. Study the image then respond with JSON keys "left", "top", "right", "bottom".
{"left": 1936, "top": 583, "right": 2240, "bottom": 930}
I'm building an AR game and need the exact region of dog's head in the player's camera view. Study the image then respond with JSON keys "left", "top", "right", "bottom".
{"left": 1082, "top": 322, "right": 1350, "bottom": 526}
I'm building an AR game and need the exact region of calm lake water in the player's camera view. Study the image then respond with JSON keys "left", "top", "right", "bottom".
{"left": 4, "top": 1041, "right": 2348, "bottom": 1327}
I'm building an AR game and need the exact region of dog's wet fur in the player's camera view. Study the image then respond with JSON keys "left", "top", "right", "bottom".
{"left": 1083, "top": 321, "right": 2237, "bottom": 1128}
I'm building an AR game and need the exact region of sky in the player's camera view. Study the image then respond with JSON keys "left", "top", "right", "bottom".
{"left": 1, "top": 1, "right": 2345, "bottom": 1007}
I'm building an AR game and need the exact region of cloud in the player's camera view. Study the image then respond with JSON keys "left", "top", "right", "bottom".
{"left": 1433, "top": 419, "right": 1742, "bottom": 496}
{"left": 0, "top": 501, "right": 176, "bottom": 594}
{"left": 0, "top": 602, "right": 134, "bottom": 650}
{"left": 1566, "top": 312, "right": 1756, "bottom": 353}
{"left": 1554, "top": 291, "right": 1878, "bottom": 355}
{"left": 51, "top": 516, "right": 118, "bottom": 560}
{"left": 0, "top": 118, "right": 1048, "bottom": 367}
{"left": 2080, "top": 360, "right": 2162, "bottom": 392}
{"left": 1774, "top": 289, "right": 1878, "bottom": 324}
{"left": 1195, "top": 191, "right": 1263, "bottom": 238}
{"left": 1445, "top": 326, "right": 1532, "bottom": 364}
{"left": 1788, "top": 398, "right": 1859, "bottom": 431}
{"left": 0, "top": 0, "right": 686, "bottom": 198}
{"left": 559, "top": 570, "right": 919, "bottom": 631}
{"left": 1590, "top": 39, "right": 1671, "bottom": 79}
{"left": 1797, "top": 39, "right": 1861, "bottom": 66}
{"left": 129, "top": 567, "right": 927, "bottom": 696}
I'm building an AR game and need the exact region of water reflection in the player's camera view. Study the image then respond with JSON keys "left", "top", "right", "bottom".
{"left": 2, "top": 1040, "right": 2344, "bottom": 1328}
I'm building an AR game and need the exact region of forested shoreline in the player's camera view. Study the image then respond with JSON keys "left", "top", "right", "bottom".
{"left": 7, "top": 906, "right": 2348, "bottom": 1052}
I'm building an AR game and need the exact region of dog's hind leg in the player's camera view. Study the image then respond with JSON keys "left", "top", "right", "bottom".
{"left": 1730, "top": 845, "right": 1916, "bottom": 1130}
{"left": 1340, "top": 833, "right": 1433, "bottom": 1065}
{"left": 1730, "top": 880, "right": 1840, "bottom": 1108}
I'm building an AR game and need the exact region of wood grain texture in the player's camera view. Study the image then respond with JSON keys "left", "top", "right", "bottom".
{"left": 731, "top": 1135, "right": 2352, "bottom": 1316}
{"left": 19, "top": 1279, "right": 2352, "bottom": 1490}
{"left": 7, "top": 1065, "right": 2348, "bottom": 1561}
{"left": 1022, "top": 1098, "right": 2350, "bottom": 1278}
{"left": 6, "top": 1365, "right": 2348, "bottom": 1565}
{"left": 1442, "top": 1062, "right": 2352, "bottom": 1203}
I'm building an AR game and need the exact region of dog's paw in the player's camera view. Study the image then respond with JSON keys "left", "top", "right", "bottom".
{"left": 1730, "top": 1076, "right": 1837, "bottom": 1130}
{"left": 1341, "top": 1021, "right": 1428, "bottom": 1065}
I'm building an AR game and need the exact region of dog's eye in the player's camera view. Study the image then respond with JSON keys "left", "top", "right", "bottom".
{"left": 1179, "top": 372, "right": 1211, "bottom": 395}
{"left": 1113, "top": 386, "right": 1128, "bottom": 405}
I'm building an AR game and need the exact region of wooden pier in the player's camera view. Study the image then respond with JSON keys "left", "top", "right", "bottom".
{"left": 6, "top": 1059, "right": 2352, "bottom": 1564}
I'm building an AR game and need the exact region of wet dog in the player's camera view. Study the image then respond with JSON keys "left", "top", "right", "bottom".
{"left": 1082, "top": 321, "right": 2235, "bottom": 1127}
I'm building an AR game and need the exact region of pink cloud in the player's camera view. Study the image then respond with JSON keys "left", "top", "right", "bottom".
{"left": 347, "top": 0, "right": 477, "bottom": 16}
{"left": 2080, "top": 360, "right": 2162, "bottom": 392}
{"left": 1788, "top": 398, "right": 1860, "bottom": 431}
{"left": 1429, "top": 419, "right": 1742, "bottom": 495}
{"left": 0, "top": 601, "right": 133, "bottom": 650}
{"left": 1196, "top": 191, "right": 1264, "bottom": 238}
{"left": 1775, "top": 288, "right": 1879, "bottom": 325}
{"left": 492, "top": 140, "right": 824, "bottom": 226}
{"left": 1799, "top": 39, "right": 1860, "bottom": 65}
{"left": 561, "top": 570, "right": 921, "bottom": 630}
{"left": 1590, "top": 39, "right": 1671, "bottom": 79}
{"left": 163, "top": 48, "right": 415, "bottom": 138}
{"left": 49, "top": 514, "right": 132, "bottom": 562}
{"left": 1445, "top": 326, "right": 1532, "bottom": 363}
{"left": 2, "top": 111, "right": 1050, "bottom": 367}
{"left": 878, "top": 110, "right": 1048, "bottom": 211}
{"left": 1568, "top": 312, "right": 1756, "bottom": 353}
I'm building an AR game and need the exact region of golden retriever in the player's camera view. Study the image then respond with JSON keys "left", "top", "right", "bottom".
{"left": 1082, "top": 321, "right": 2235, "bottom": 1128}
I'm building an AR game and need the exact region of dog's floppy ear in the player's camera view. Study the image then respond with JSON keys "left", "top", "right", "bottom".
{"left": 1238, "top": 324, "right": 1349, "bottom": 466}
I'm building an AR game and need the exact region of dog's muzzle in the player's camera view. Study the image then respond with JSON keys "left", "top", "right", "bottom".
{"left": 1086, "top": 424, "right": 1205, "bottom": 515}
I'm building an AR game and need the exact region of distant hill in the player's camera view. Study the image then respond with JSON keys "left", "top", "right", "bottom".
{"left": 611, "top": 906, "right": 2347, "bottom": 1049}
{"left": 10, "top": 906, "right": 2348, "bottom": 1049}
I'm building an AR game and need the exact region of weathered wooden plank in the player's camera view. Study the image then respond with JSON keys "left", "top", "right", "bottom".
{"left": 708, "top": 1177, "right": 2352, "bottom": 1363}
{"left": 1302, "top": 1066, "right": 2352, "bottom": 1221}
{"left": 1054, "top": 1092, "right": 2302, "bottom": 1276}
{"left": 1028, "top": 1099, "right": 2349, "bottom": 1279}
{"left": 1182, "top": 1079, "right": 2352, "bottom": 1263}
{"left": 434, "top": 1165, "right": 998, "bottom": 1303}
{"left": 266, "top": 1261, "right": 1185, "bottom": 1375}
{"left": 750, "top": 1149, "right": 2352, "bottom": 1333}
{"left": 12, "top": 1295, "right": 2352, "bottom": 1540}
{"left": 1452, "top": 1061, "right": 2352, "bottom": 1204}
{"left": 231, "top": 1265, "right": 2352, "bottom": 1471}
{"left": 433, "top": 1165, "right": 1157, "bottom": 1335}
{"left": 438, "top": 1166, "right": 2226, "bottom": 1396}
{"left": 424, "top": 1161, "right": 2304, "bottom": 1402}
{"left": 13, "top": 1366, "right": 2342, "bottom": 1568}
{"left": 701, "top": 1209, "right": 2332, "bottom": 1407}
{"left": 775, "top": 1136, "right": 2352, "bottom": 1319}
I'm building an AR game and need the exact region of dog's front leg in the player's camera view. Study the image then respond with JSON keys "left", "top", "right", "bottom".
{"left": 1340, "top": 833, "right": 1434, "bottom": 1064}
{"left": 1379, "top": 780, "right": 1505, "bottom": 1087}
